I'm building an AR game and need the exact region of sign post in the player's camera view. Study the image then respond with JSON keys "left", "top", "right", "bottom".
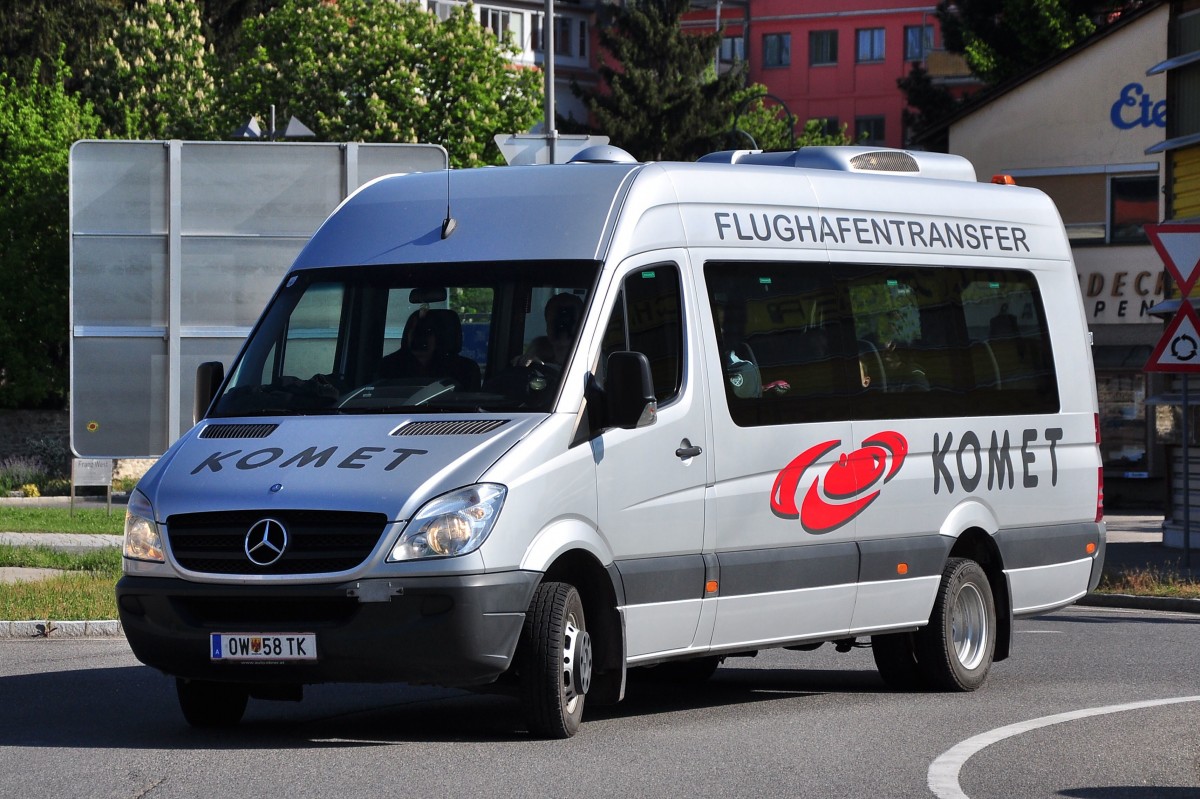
{"left": 71, "top": 458, "right": 114, "bottom": 517}
{"left": 1143, "top": 223, "right": 1200, "bottom": 572}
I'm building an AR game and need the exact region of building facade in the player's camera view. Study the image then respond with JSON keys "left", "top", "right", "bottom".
{"left": 932, "top": 2, "right": 1170, "bottom": 508}
{"left": 425, "top": 0, "right": 602, "bottom": 126}
{"left": 684, "top": 0, "right": 979, "bottom": 147}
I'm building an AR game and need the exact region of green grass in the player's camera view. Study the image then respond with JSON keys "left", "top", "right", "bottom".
{"left": 1097, "top": 565, "right": 1200, "bottom": 599}
{"left": 0, "top": 544, "right": 121, "bottom": 621}
{"left": 0, "top": 506, "right": 124, "bottom": 535}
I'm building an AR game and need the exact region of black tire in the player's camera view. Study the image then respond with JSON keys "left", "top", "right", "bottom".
{"left": 518, "top": 582, "right": 592, "bottom": 739}
{"left": 915, "top": 558, "right": 996, "bottom": 692}
{"left": 870, "top": 632, "right": 925, "bottom": 690}
{"left": 176, "top": 678, "right": 248, "bottom": 728}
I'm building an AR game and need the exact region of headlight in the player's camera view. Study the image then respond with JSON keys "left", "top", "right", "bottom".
{"left": 123, "top": 489, "right": 164, "bottom": 563}
{"left": 389, "top": 484, "right": 506, "bottom": 561}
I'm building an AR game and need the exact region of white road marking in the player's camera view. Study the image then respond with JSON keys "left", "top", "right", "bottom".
{"left": 927, "top": 695, "right": 1200, "bottom": 799}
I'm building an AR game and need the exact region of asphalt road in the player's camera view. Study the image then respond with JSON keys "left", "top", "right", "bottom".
{"left": 1, "top": 605, "right": 1197, "bottom": 799}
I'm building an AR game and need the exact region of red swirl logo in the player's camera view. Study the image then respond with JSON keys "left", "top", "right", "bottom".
{"left": 770, "top": 431, "right": 908, "bottom": 534}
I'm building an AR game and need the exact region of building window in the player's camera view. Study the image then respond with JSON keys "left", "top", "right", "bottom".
{"left": 1110, "top": 175, "right": 1159, "bottom": 243}
{"left": 721, "top": 35, "right": 745, "bottom": 64}
{"left": 1017, "top": 170, "right": 1159, "bottom": 244}
{"left": 480, "top": 7, "right": 522, "bottom": 45}
{"left": 856, "top": 28, "right": 885, "bottom": 63}
{"left": 763, "top": 33, "right": 791, "bottom": 68}
{"left": 813, "top": 117, "right": 840, "bottom": 137}
{"left": 904, "top": 24, "right": 933, "bottom": 62}
{"left": 809, "top": 30, "right": 837, "bottom": 66}
{"left": 855, "top": 115, "right": 885, "bottom": 144}
{"left": 533, "top": 13, "right": 585, "bottom": 60}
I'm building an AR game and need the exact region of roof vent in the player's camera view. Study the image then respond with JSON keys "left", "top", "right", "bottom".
{"left": 849, "top": 151, "right": 919, "bottom": 172}
{"left": 718, "top": 146, "right": 978, "bottom": 182}
{"left": 568, "top": 145, "right": 638, "bottom": 165}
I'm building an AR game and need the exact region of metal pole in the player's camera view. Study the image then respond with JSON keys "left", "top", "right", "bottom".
{"left": 1186, "top": 375, "right": 1193, "bottom": 572}
{"left": 544, "top": 0, "right": 557, "bottom": 164}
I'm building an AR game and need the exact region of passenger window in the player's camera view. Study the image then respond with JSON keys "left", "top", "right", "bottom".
{"left": 600, "top": 266, "right": 684, "bottom": 403}
{"left": 705, "top": 261, "right": 1059, "bottom": 425}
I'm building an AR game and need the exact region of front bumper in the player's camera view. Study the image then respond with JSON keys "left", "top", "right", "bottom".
{"left": 116, "top": 571, "right": 541, "bottom": 687}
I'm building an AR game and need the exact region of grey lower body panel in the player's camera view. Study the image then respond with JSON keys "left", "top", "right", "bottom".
{"left": 116, "top": 571, "right": 541, "bottom": 687}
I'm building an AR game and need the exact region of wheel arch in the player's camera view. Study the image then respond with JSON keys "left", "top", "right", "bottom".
{"left": 542, "top": 548, "right": 626, "bottom": 705}
{"left": 947, "top": 526, "right": 1012, "bottom": 663}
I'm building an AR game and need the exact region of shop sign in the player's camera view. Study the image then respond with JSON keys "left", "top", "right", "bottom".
{"left": 1110, "top": 82, "right": 1166, "bottom": 130}
{"left": 1078, "top": 267, "right": 1164, "bottom": 322}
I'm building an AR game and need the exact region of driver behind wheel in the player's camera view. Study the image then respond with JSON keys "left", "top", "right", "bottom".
{"left": 516, "top": 292, "right": 584, "bottom": 368}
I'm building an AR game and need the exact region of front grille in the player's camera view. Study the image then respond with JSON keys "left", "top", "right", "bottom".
{"left": 165, "top": 509, "right": 388, "bottom": 575}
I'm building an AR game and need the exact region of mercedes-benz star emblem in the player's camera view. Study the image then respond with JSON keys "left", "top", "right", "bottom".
{"left": 244, "top": 518, "right": 289, "bottom": 567}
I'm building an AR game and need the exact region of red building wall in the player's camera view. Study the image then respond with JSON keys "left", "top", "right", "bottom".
{"left": 687, "top": 1, "right": 950, "bottom": 148}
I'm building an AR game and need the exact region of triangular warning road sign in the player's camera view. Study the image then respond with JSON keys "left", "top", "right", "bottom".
{"left": 1146, "top": 223, "right": 1200, "bottom": 296}
{"left": 1146, "top": 301, "right": 1200, "bottom": 373}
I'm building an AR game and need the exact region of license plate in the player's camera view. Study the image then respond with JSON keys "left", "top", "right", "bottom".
{"left": 210, "top": 633, "right": 316, "bottom": 661}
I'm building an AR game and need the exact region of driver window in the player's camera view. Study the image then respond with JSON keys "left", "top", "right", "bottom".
{"left": 600, "top": 265, "right": 684, "bottom": 403}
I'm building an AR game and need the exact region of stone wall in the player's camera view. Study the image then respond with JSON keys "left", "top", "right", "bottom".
{"left": 0, "top": 410, "right": 154, "bottom": 480}
{"left": 0, "top": 410, "right": 68, "bottom": 461}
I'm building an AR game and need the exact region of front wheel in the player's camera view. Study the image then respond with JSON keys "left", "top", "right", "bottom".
{"left": 915, "top": 558, "right": 996, "bottom": 691}
{"left": 518, "top": 582, "right": 592, "bottom": 738}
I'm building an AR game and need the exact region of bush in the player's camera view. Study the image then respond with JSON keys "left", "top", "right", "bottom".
{"left": 0, "top": 456, "right": 49, "bottom": 493}
{"left": 23, "top": 435, "right": 69, "bottom": 478}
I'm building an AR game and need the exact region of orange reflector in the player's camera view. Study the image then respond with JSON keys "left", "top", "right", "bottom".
{"left": 896, "top": 563, "right": 909, "bottom": 575}
{"left": 705, "top": 580, "right": 719, "bottom": 593}
{"left": 1086, "top": 542, "right": 1096, "bottom": 555}
{"left": 991, "top": 174, "right": 1017, "bottom": 185}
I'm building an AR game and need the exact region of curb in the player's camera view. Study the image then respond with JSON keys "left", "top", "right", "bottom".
{"left": 1076, "top": 592, "right": 1200, "bottom": 614}
{"left": 0, "top": 620, "right": 123, "bottom": 639}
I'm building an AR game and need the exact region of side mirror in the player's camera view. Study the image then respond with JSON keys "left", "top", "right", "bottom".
{"left": 604, "top": 351, "right": 657, "bottom": 430}
{"left": 194, "top": 361, "right": 225, "bottom": 424}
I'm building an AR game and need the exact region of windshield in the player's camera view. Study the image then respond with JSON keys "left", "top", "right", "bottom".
{"left": 211, "top": 261, "right": 598, "bottom": 417}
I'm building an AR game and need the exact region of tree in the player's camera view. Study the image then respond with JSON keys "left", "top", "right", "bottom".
{"left": 569, "top": 0, "right": 745, "bottom": 162}
{"left": 898, "top": 63, "right": 965, "bottom": 143}
{"left": 82, "top": 0, "right": 219, "bottom": 139}
{"left": 0, "top": 0, "right": 125, "bottom": 87}
{"left": 0, "top": 54, "right": 101, "bottom": 408}
{"left": 936, "top": 0, "right": 1098, "bottom": 85}
{"left": 219, "top": 0, "right": 542, "bottom": 166}
{"left": 731, "top": 86, "right": 853, "bottom": 151}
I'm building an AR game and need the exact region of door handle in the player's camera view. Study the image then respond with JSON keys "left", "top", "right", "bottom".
{"left": 675, "top": 438, "right": 702, "bottom": 459}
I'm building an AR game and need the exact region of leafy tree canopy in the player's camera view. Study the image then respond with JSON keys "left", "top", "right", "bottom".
{"left": 220, "top": 0, "right": 543, "bottom": 166}
{"left": 0, "top": 53, "right": 100, "bottom": 408}
{"left": 570, "top": 0, "right": 745, "bottom": 161}
{"left": 0, "top": 0, "right": 124, "bottom": 87}
{"left": 936, "top": 0, "right": 1100, "bottom": 85}
{"left": 82, "top": 0, "right": 219, "bottom": 139}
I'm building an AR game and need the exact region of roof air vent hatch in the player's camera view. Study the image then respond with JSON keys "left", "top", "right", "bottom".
{"left": 568, "top": 145, "right": 638, "bottom": 165}
{"left": 849, "top": 151, "right": 919, "bottom": 172}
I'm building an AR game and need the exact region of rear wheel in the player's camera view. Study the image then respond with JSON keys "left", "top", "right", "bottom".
{"left": 915, "top": 558, "right": 996, "bottom": 691}
{"left": 870, "top": 632, "right": 924, "bottom": 690}
{"left": 518, "top": 582, "right": 592, "bottom": 738}
{"left": 176, "top": 679, "right": 248, "bottom": 727}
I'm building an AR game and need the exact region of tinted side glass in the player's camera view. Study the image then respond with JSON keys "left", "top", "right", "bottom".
{"left": 705, "top": 262, "right": 1059, "bottom": 425}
